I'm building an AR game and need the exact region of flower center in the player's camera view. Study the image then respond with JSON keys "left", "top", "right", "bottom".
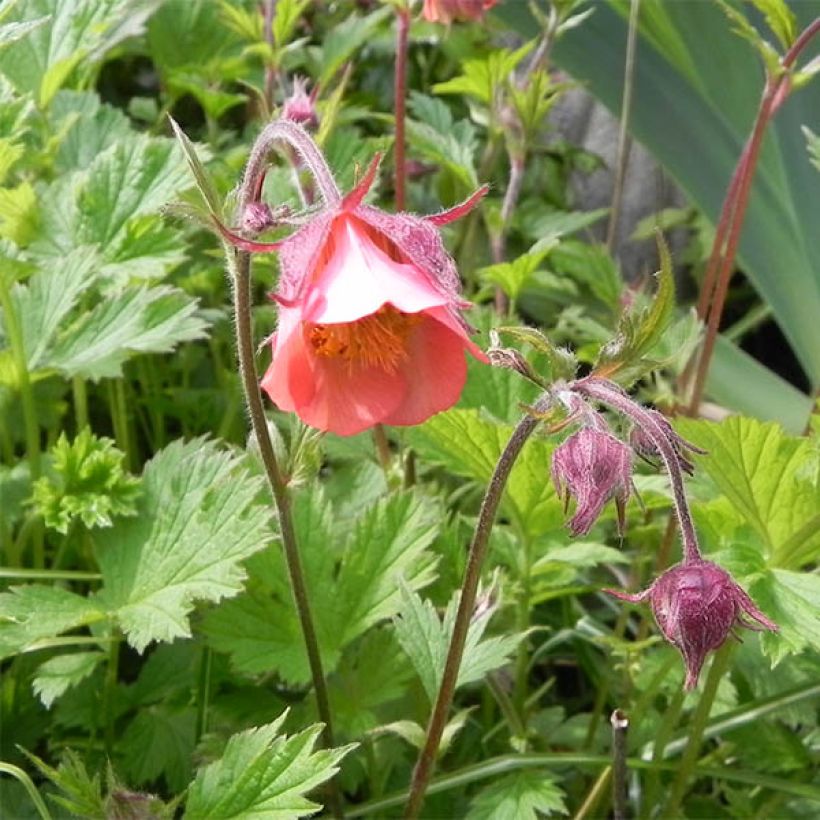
{"left": 306, "top": 305, "right": 418, "bottom": 372}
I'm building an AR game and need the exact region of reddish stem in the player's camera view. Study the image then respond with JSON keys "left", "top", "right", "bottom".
{"left": 685, "top": 18, "right": 820, "bottom": 415}
{"left": 394, "top": 7, "right": 410, "bottom": 211}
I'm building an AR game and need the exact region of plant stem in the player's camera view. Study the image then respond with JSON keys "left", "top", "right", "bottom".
{"left": 372, "top": 423, "right": 392, "bottom": 471}
{"left": 686, "top": 18, "right": 820, "bottom": 414}
{"left": 573, "top": 765, "right": 611, "bottom": 820}
{"left": 403, "top": 394, "right": 551, "bottom": 819}
{"left": 490, "top": 153, "right": 525, "bottom": 313}
{"left": 226, "top": 247, "right": 341, "bottom": 815}
{"left": 662, "top": 644, "right": 732, "bottom": 817}
{"left": 72, "top": 376, "right": 88, "bottom": 433}
{"left": 573, "top": 379, "right": 701, "bottom": 563}
{"left": 103, "top": 630, "right": 120, "bottom": 757}
{"left": 393, "top": 5, "right": 410, "bottom": 211}
{"left": 0, "top": 276, "right": 40, "bottom": 480}
{"left": 0, "top": 762, "right": 53, "bottom": 820}
{"left": 605, "top": 0, "right": 641, "bottom": 253}
{"left": 610, "top": 709, "right": 629, "bottom": 820}
{"left": 195, "top": 645, "right": 212, "bottom": 744}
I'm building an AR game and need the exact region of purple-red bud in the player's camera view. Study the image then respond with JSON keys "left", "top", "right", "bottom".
{"left": 629, "top": 409, "right": 706, "bottom": 476}
{"left": 608, "top": 559, "right": 777, "bottom": 689}
{"left": 551, "top": 427, "right": 633, "bottom": 537}
{"left": 282, "top": 76, "right": 318, "bottom": 129}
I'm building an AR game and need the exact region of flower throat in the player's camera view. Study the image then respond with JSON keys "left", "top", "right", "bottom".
{"left": 307, "top": 304, "right": 417, "bottom": 372}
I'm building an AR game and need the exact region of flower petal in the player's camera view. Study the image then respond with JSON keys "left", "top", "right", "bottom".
{"left": 306, "top": 216, "right": 449, "bottom": 324}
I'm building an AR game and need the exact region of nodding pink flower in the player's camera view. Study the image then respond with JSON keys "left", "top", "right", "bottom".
{"left": 236, "top": 156, "right": 487, "bottom": 436}
{"left": 422, "top": 0, "right": 498, "bottom": 25}
{"left": 551, "top": 427, "right": 633, "bottom": 536}
{"left": 282, "top": 77, "right": 319, "bottom": 129}
{"left": 608, "top": 560, "right": 777, "bottom": 689}
{"left": 629, "top": 409, "right": 706, "bottom": 476}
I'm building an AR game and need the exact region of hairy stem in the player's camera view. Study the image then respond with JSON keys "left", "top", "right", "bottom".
{"left": 404, "top": 394, "right": 551, "bottom": 818}
{"left": 227, "top": 248, "right": 341, "bottom": 815}
{"left": 393, "top": 6, "right": 410, "bottom": 211}
{"left": 610, "top": 709, "right": 629, "bottom": 820}
{"left": 574, "top": 379, "right": 701, "bottom": 563}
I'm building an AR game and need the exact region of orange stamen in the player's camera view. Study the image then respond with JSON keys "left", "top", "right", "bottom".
{"left": 306, "top": 305, "right": 418, "bottom": 372}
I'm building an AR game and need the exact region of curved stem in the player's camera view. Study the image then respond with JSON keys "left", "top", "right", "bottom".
{"left": 404, "top": 394, "right": 551, "bottom": 819}
{"left": 227, "top": 247, "right": 341, "bottom": 815}
{"left": 393, "top": 6, "right": 410, "bottom": 211}
{"left": 574, "top": 379, "right": 701, "bottom": 563}
{"left": 240, "top": 120, "right": 341, "bottom": 211}
{"left": 0, "top": 762, "right": 53, "bottom": 820}
{"left": 662, "top": 643, "right": 732, "bottom": 817}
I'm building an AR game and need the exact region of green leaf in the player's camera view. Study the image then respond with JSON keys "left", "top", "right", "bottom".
{"left": 6, "top": 246, "right": 99, "bottom": 370}
{"left": 594, "top": 233, "right": 675, "bottom": 381}
{"left": 317, "top": 5, "right": 391, "bottom": 88}
{"left": 394, "top": 582, "right": 525, "bottom": 705}
{"left": 479, "top": 250, "right": 548, "bottom": 305}
{"left": 31, "top": 428, "right": 140, "bottom": 533}
{"left": 168, "top": 115, "right": 222, "bottom": 218}
{"left": 676, "top": 417, "right": 820, "bottom": 568}
{"left": 95, "top": 438, "right": 271, "bottom": 652}
{"left": 0, "top": 584, "right": 106, "bottom": 660}
{"left": 748, "top": 0, "right": 797, "bottom": 50}
{"left": 0, "top": 179, "right": 37, "bottom": 244}
{"left": 407, "top": 409, "right": 563, "bottom": 538}
{"left": 44, "top": 286, "right": 208, "bottom": 381}
{"left": 23, "top": 749, "right": 106, "bottom": 819}
{"left": 0, "top": 14, "right": 49, "bottom": 50}
{"left": 203, "top": 488, "right": 438, "bottom": 683}
{"left": 184, "top": 711, "right": 354, "bottom": 819}
{"left": 467, "top": 771, "right": 568, "bottom": 819}
{"left": 119, "top": 706, "right": 196, "bottom": 792}
{"left": 32, "top": 651, "right": 105, "bottom": 708}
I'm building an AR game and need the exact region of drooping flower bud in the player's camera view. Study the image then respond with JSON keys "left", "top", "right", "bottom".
{"left": 629, "top": 409, "right": 706, "bottom": 476}
{"left": 551, "top": 426, "right": 633, "bottom": 537}
{"left": 282, "top": 76, "right": 319, "bottom": 129}
{"left": 422, "top": 0, "right": 498, "bottom": 25}
{"left": 608, "top": 559, "right": 777, "bottom": 689}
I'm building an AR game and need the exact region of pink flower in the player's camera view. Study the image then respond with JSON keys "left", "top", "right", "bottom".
{"left": 282, "top": 76, "right": 319, "bottom": 130}
{"left": 551, "top": 426, "right": 633, "bottom": 536}
{"left": 241, "top": 157, "right": 487, "bottom": 436}
{"left": 608, "top": 560, "right": 777, "bottom": 689}
{"left": 422, "top": 0, "right": 498, "bottom": 25}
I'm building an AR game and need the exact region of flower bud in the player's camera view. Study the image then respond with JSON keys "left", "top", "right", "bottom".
{"left": 422, "top": 0, "right": 498, "bottom": 25}
{"left": 551, "top": 427, "right": 633, "bottom": 537}
{"left": 282, "top": 76, "right": 318, "bottom": 129}
{"left": 608, "top": 559, "right": 777, "bottom": 689}
{"left": 629, "top": 409, "right": 706, "bottom": 476}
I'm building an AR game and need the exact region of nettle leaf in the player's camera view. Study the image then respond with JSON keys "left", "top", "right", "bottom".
{"left": 203, "top": 487, "right": 438, "bottom": 683}
{"left": 467, "top": 771, "right": 568, "bottom": 820}
{"left": 5, "top": 245, "right": 99, "bottom": 370}
{"left": 184, "top": 711, "right": 355, "bottom": 819}
{"left": 0, "top": 585, "right": 106, "bottom": 660}
{"left": 407, "top": 409, "right": 563, "bottom": 538}
{"left": 394, "top": 583, "right": 526, "bottom": 705}
{"left": 44, "top": 286, "right": 208, "bottom": 381}
{"left": 407, "top": 92, "right": 478, "bottom": 188}
{"left": 94, "top": 438, "right": 270, "bottom": 653}
{"left": 677, "top": 417, "right": 820, "bottom": 568}
{"left": 33, "top": 651, "right": 105, "bottom": 708}
{"left": 33, "top": 133, "right": 190, "bottom": 274}
{"left": 49, "top": 90, "right": 133, "bottom": 173}
{"left": 594, "top": 234, "right": 675, "bottom": 381}
{"left": 31, "top": 428, "right": 141, "bottom": 534}
{"left": 119, "top": 706, "right": 196, "bottom": 793}
{"left": 0, "top": 0, "right": 160, "bottom": 105}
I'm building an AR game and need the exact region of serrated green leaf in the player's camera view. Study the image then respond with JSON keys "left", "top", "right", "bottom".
{"left": 0, "top": 14, "right": 49, "bottom": 50}
{"left": 0, "top": 584, "right": 106, "bottom": 660}
{"left": 23, "top": 749, "right": 106, "bottom": 819}
{"left": 31, "top": 428, "right": 140, "bottom": 534}
{"left": 318, "top": 5, "right": 390, "bottom": 88}
{"left": 677, "top": 417, "right": 820, "bottom": 568}
{"left": 184, "top": 712, "right": 354, "bottom": 819}
{"left": 467, "top": 771, "right": 568, "bottom": 819}
{"left": 0, "top": 179, "right": 37, "bottom": 244}
{"left": 203, "top": 488, "right": 438, "bottom": 683}
{"left": 594, "top": 233, "right": 675, "bottom": 380}
{"left": 44, "top": 286, "right": 208, "bottom": 381}
{"left": 494, "top": 325, "right": 578, "bottom": 382}
{"left": 119, "top": 706, "right": 196, "bottom": 792}
{"left": 394, "top": 582, "right": 526, "bottom": 705}
{"left": 33, "top": 651, "right": 105, "bottom": 708}
{"left": 6, "top": 245, "right": 99, "bottom": 369}
{"left": 805, "top": 125, "right": 820, "bottom": 173}
{"left": 479, "top": 251, "right": 548, "bottom": 304}
{"left": 407, "top": 409, "right": 563, "bottom": 538}
{"left": 168, "top": 115, "right": 222, "bottom": 218}
{"left": 748, "top": 0, "right": 796, "bottom": 50}
{"left": 94, "top": 438, "right": 270, "bottom": 652}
